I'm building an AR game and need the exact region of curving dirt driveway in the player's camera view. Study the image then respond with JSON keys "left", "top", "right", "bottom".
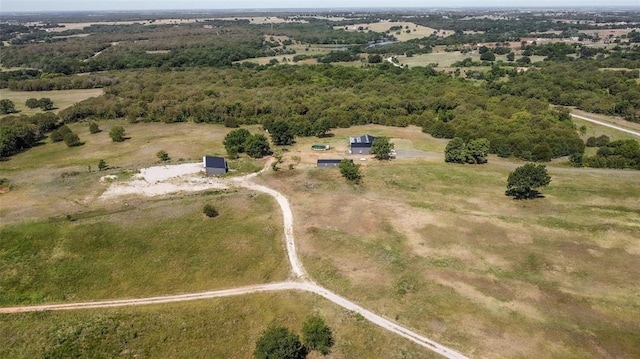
{"left": 1, "top": 159, "right": 468, "bottom": 359}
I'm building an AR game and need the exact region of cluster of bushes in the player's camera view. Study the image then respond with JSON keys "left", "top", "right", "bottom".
{"left": 582, "top": 139, "right": 640, "bottom": 169}
{"left": 25, "top": 97, "right": 54, "bottom": 110}
{"left": 0, "top": 99, "right": 16, "bottom": 114}
{"left": 223, "top": 128, "right": 272, "bottom": 159}
{"left": 254, "top": 315, "right": 333, "bottom": 359}
{"left": 50, "top": 124, "right": 81, "bottom": 147}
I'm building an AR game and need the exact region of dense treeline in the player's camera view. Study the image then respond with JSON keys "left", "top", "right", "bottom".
{"left": 583, "top": 140, "right": 640, "bottom": 169}
{"left": 5, "top": 74, "right": 118, "bottom": 91}
{"left": 54, "top": 64, "right": 583, "bottom": 161}
{"left": 0, "top": 112, "right": 59, "bottom": 157}
{"left": 492, "top": 62, "right": 640, "bottom": 122}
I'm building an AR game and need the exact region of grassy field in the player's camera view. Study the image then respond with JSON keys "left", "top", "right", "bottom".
{"left": 3, "top": 121, "right": 638, "bottom": 358}
{"left": 260, "top": 127, "right": 640, "bottom": 358}
{"left": 0, "top": 120, "right": 265, "bottom": 222}
{"left": 336, "top": 21, "right": 453, "bottom": 41}
{"left": 0, "top": 88, "right": 103, "bottom": 117}
{"left": 0, "top": 190, "right": 288, "bottom": 305}
{"left": 1, "top": 292, "right": 437, "bottom": 358}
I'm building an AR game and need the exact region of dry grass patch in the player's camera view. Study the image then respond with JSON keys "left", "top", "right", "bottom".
{"left": 337, "top": 21, "right": 453, "bottom": 41}
{"left": 0, "top": 88, "right": 103, "bottom": 116}
{"left": 258, "top": 139, "right": 640, "bottom": 358}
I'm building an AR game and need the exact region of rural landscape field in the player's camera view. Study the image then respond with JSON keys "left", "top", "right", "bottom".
{"left": 1, "top": 5, "right": 640, "bottom": 359}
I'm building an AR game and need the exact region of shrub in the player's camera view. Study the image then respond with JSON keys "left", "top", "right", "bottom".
{"left": 89, "top": 122, "right": 100, "bottom": 134}
{"left": 203, "top": 204, "right": 219, "bottom": 218}
{"left": 109, "top": 126, "right": 126, "bottom": 142}
{"left": 63, "top": 132, "right": 81, "bottom": 147}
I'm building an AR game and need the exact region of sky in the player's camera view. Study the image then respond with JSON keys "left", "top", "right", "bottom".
{"left": 0, "top": 0, "right": 638, "bottom": 12}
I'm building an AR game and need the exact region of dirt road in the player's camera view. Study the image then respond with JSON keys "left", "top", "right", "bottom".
{"left": 571, "top": 113, "right": 640, "bottom": 137}
{"left": 1, "top": 159, "right": 469, "bottom": 359}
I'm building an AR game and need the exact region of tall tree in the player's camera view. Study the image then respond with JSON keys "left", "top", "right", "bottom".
{"left": 245, "top": 134, "right": 272, "bottom": 158}
{"left": 254, "top": 325, "right": 305, "bottom": 359}
{"left": 109, "top": 126, "right": 126, "bottom": 142}
{"left": 506, "top": 163, "right": 551, "bottom": 199}
{"left": 223, "top": 128, "right": 251, "bottom": 157}
{"left": 268, "top": 120, "right": 294, "bottom": 146}
{"left": 371, "top": 137, "right": 394, "bottom": 160}
{"left": 339, "top": 159, "right": 361, "bottom": 184}
{"left": 302, "top": 315, "right": 334, "bottom": 355}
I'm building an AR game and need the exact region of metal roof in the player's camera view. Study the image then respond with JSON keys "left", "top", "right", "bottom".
{"left": 204, "top": 156, "right": 227, "bottom": 168}
{"left": 349, "top": 134, "right": 376, "bottom": 145}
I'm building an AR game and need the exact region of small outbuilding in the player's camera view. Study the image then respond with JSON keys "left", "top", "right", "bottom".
{"left": 317, "top": 159, "right": 352, "bottom": 168}
{"left": 349, "top": 134, "right": 377, "bottom": 154}
{"left": 203, "top": 156, "right": 228, "bottom": 176}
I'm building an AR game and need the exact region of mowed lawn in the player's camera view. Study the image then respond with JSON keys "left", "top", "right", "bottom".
{"left": 0, "top": 190, "right": 288, "bottom": 305}
{"left": 0, "top": 292, "right": 438, "bottom": 359}
{"left": 260, "top": 129, "right": 640, "bottom": 358}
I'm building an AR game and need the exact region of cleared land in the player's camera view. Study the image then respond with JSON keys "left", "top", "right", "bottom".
{"left": 259, "top": 125, "right": 640, "bottom": 358}
{"left": 336, "top": 21, "right": 454, "bottom": 41}
{"left": 0, "top": 88, "right": 103, "bottom": 116}
{"left": 0, "top": 292, "right": 437, "bottom": 358}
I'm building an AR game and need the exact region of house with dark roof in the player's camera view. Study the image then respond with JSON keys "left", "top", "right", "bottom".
{"left": 203, "top": 156, "right": 228, "bottom": 176}
{"left": 317, "top": 159, "right": 353, "bottom": 168}
{"left": 349, "top": 134, "right": 377, "bottom": 154}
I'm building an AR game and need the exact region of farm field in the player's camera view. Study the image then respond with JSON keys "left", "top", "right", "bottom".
{"left": 259, "top": 128, "right": 640, "bottom": 358}
{"left": 0, "top": 88, "right": 103, "bottom": 116}
{"left": 336, "top": 21, "right": 454, "bottom": 40}
{"left": 0, "top": 292, "right": 436, "bottom": 358}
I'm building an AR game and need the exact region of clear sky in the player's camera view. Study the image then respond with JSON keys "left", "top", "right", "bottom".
{"left": 0, "top": 0, "right": 638, "bottom": 12}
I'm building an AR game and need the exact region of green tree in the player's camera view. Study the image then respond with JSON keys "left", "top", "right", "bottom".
{"left": 302, "top": 315, "right": 334, "bottom": 355}
{"left": 38, "top": 98, "right": 54, "bottom": 110}
{"left": 371, "top": 137, "right": 394, "bottom": 160}
{"left": 223, "top": 128, "right": 251, "bottom": 157}
{"left": 444, "top": 137, "right": 468, "bottom": 163}
{"left": 313, "top": 118, "right": 331, "bottom": 138}
{"left": 506, "top": 52, "right": 515, "bottom": 61}
{"left": 254, "top": 325, "right": 305, "bottom": 359}
{"left": 480, "top": 51, "right": 496, "bottom": 61}
{"left": 532, "top": 143, "right": 553, "bottom": 162}
{"left": 25, "top": 98, "right": 40, "bottom": 109}
{"left": 50, "top": 129, "right": 63, "bottom": 142}
{"left": 0, "top": 99, "right": 16, "bottom": 114}
{"left": 63, "top": 132, "right": 81, "bottom": 147}
{"left": 109, "top": 126, "right": 126, "bottom": 142}
{"left": 89, "top": 122, "right": 100, "bottom": 134}
{"left": 466, "top": 138, "right": 490, "bottom": 164}
{"left": 156, "top": 150, "right": 170, "bottom": 162}
{"left": 245, "top": 134, "right": 272, "bottom": 158}
{"left": 57, "top": 124, "right": 72, "bottom": 136}
{"left": 506, "top": 163, "right": 551, "bottom": 199}
{"left": 98, "top": 159, "right": 108, "bottom": 171}
{"left": 268, "top": 120, "right": 295, "bottom": 146}
{"left": 368, "top": 54, "right": 383, "bottom": 63}
{"left": 339, "top": 159, "right": 361, "bottom": 184}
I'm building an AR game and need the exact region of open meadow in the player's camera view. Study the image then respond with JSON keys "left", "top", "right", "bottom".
{"left": 0, "top": 292, "right": 437, "bottom": 358}
{"left": 260, "top": 125, "right": 640, "bottom": 358}
{"left": 0, "top": 88, "right": 103, "bottom": 116}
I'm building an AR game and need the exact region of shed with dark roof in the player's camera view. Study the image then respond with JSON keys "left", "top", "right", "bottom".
{"left": 203, "top": 156, "right": 228, "bottom": 176}
{"left": 349, "top": 134, "right": 377, "bottom": 154}
{"left": 317, "top": 159, "right": 353, "bottom": 168}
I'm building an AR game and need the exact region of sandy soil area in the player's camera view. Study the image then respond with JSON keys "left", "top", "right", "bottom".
{"left": 100, "top": 162, "right": 227, "bottom": 199}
